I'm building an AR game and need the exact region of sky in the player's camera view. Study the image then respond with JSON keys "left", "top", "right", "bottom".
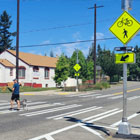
{"left": 0, "top": 0, "right": 140, "bottom": 57}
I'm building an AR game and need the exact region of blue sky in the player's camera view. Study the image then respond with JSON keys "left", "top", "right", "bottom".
{"left": 1, "top": 0, "right": 140, "bottom": 57}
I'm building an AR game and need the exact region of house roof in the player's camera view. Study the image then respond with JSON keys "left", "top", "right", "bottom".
{"left": 7, "top": 50, "right": 58, "bottom": 68}
{"left": 0, "top": 59, "right": 15, "bottom": 68}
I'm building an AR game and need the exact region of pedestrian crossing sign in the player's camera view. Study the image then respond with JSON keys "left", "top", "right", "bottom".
{"left": 73, "top": 64, "right": 81, "bottom": 71}
{"left": 109, "top": 11, "right": 140, "bottom": 45}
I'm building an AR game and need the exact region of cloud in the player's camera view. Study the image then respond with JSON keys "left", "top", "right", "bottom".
{"left": 96, "top": 32, "right": 104, "bottom": 40}
{"left": 91, "top": 32, "right": 104, "bottom": 40}
{"left": 73, "top": 32, "right": 81, "bottom": 39}
{"left": 41, "top": 40, "right": 50, "bottom": 45}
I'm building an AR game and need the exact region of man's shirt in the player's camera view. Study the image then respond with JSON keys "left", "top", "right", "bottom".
{"left": 13, "top": 83, "right": 20, "bottom": 94}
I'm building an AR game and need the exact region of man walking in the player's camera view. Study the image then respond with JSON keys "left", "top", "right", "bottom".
{"left": 9, "top": 79, "right": 20, "bottom": 111}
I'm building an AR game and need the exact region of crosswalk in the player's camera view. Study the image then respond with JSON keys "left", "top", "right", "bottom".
{"left": 46, "top": 106, "right": 103, "bottom": 120}
{"left": 28, "top": 107, "right": 140, "bottom": 140}
{"left": 66, "top": 93, "right": 140, "bottom": 101}
{"left": 20, "top": 104, "right": 82, "bottom": 117}
{"left": 0, "top": 99, "right": 140, "bottom": 140}
{"left": 0, "top": 100, "right": 64, "bottom": 115}
{"left": 0, "top": 93, "right": 139, "bottom": 118}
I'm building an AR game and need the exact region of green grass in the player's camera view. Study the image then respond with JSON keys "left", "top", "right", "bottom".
{"left": 0, "top": 82, "right": 110, "bottom": 93}
{"left": 0, "top": 86, "right": 59, "bottom": 93}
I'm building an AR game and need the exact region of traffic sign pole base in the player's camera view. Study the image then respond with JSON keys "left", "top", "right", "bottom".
{"left": 117, "top": 122, "right": 131, "bottom": 135}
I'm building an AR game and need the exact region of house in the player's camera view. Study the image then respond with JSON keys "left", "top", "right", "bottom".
{"left": 0, "top": 50, "right": 58, "bottom": 88}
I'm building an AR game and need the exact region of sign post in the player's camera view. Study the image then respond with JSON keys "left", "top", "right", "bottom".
{"left": 109, "top": 0, "right": 140, "bottom": 135}
{"left": 73, "top": 49, "right": 81, "bottom": 92}
{"left": 73, "top": 64, "right": 81, "bottom": 92}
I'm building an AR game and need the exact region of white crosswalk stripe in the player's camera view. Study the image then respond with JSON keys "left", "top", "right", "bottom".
{"left": 0, "top": 101, "right": 47, "bottom": 111}
{"left": 66, "top": 93, "right": 140, "bottom": 103}
{"left": 46, "top": 106, "right": 103, "bottom": 120}
{"left": 81, "top": 94, "right": 101, "bottom": 98}
{"left": 0, "top": 100, "right": 9, "bottom": 103}
{"left": 67, "top": 92, "right": 95, "bottom": 97}
{"left": 128, "top": 96, "right": 140, "bottom": 101}
{"left": 0, "top": 101, "right": 64, "bottom": 115}
{"left": 96, "top": 94, "right": 114, "bottom": 99}
{"left": 28, "top": 108, "right": 122, "bottom": 140}
{"left": 111, "top": 113, "right": 140, "bottom": 127}
{"left": 28, "top": 106, "right": 140, "bottom": 140}
{"left": 20, "top": 104, "right": 82, "bottom": 117}
{"left": 108, "top": 95, "right": 123, "bottom": 99}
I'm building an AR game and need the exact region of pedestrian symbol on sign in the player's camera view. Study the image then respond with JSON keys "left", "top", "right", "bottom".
{"left": 123, "top": 29, "right": 128, "bottom": 38}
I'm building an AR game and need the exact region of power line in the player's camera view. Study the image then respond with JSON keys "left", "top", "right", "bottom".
{"left": 19, "top": 37, "right": 116, "bottom": 48}
{"left": 21, "top": 22, "right": 93, "bottom": 34}
{"left": 19, "top": 33, "right": 140, "bottom": 48}
{"left": 21, "top": 18, "right": 117, "bottom": 34}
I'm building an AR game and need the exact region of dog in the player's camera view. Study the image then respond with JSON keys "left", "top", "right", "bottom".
{"left": 20, "top": 99, "right": 28, "bottom": 110}
{"left": 15, "top": 99, "right": 28, "bottom": 110}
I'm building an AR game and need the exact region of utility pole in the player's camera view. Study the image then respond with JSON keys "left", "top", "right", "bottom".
{"left": 88, "top": 4, "right": 103, "bottom": 84}
{"left": 16, "top": 0, "right": 20, "bottom": 82}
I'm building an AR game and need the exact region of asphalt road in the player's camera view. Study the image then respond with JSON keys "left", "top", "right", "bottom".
{"left": 0, "top": 82, "right": 140, "bottom": 140}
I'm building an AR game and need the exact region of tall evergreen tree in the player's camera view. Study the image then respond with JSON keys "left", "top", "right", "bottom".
{"left": 87, "top": 43, "right": 94, "bottom": 61}
{"left": 96, "top": 44, "right": 102, "bottom": 65}
{"left": 0, "top": 11, "right": 15, "bottom": 53}
{"left": 50, "top": 50, "right": 54, "bottom": 57}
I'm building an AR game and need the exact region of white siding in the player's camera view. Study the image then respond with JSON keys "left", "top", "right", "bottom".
{"left": 0, "top": 51, "right": 78, "bottom": 88}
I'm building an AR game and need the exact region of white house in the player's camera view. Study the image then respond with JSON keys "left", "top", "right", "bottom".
{"left": 0, "top": 50, "right": 58, "bottom": 88}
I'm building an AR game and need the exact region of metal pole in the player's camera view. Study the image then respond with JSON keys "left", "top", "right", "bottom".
{"left": 122, "top": 0, "right": 128, "bottom": 123}
{"left": 16, "top": 0, "right": 20, "bottom": 82}
{"left": 94, "top": 4, "right": 96, "bottom": 84}
{"left": 122, "top": 62, "right": 127, "bottom": 122}
{"left": 76, "top": 49, "right": 79, "bottom": 92}
{"left": 118, "top": 0, "right": 131, "bottom": 135}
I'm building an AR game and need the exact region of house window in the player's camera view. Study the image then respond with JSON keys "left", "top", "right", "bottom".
{"left": 33, "top": 66, "right": 39, "bottom": 72}
{"left": 33, "top": 66, "right": 39, "bottom": 79}
{"left": 44, "top": 67, "right": 49, "bottom": 79}
{"left": 18, "top": 66, "right": 26, "bottom": 79}
{"left": 10, "top": 68, "right": 13, "bottom": 76}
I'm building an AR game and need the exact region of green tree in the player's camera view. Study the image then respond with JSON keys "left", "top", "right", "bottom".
{"left": 0, "top": 11, "right": 15, "bottom": 53}
{"left": 98, "top": 50, "right": 122, "bottom": 82}
{"left": 86, "top": 59, "right": 94, "bottom": 80}
{"left": 50, "top": 50, "right": 54, "bottom": 57}
{"left": 128, "top": 45, "right": 140, "bottom": 80}
{"left": 69, "top": 50, "right": 87, "bottom": 81}
{"left": 87, "top": 43, "right": 94, "bottom": 61}
{"left": 54, "top": 54, "right": 69, "bottom": 87}
{"left": 96, "top": 44, "right": 102, "bottom": 65}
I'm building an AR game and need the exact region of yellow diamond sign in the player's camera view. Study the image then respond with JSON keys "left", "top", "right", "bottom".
{"left": 115, "top": 53, "right": 135, "bottom": 64}
{"left": 73, "top": 64, "right": 81, "bottom": 71}
{"left": 110, "top": 11, "right": 140, "bottom": 44}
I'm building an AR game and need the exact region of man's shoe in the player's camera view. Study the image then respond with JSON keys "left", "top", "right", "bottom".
{"left": 9, "top": 108, "right": 13, "bottom": 111}
{"left": 17, "top": 108, "right": 20, "bottom": 111}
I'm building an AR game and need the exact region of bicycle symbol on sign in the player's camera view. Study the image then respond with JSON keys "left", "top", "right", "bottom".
{"left": 117, "top": 18, "right": 133, "bottom": 27}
